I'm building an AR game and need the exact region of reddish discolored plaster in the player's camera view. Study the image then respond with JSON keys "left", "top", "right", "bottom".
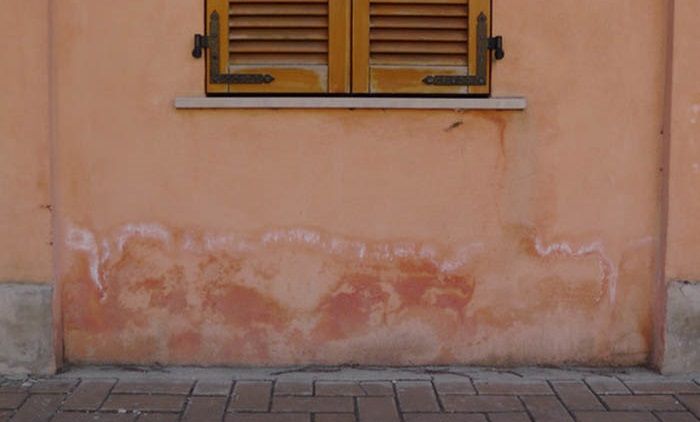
{"left": 61, "top": 223, "right": 655, "bottom": 366}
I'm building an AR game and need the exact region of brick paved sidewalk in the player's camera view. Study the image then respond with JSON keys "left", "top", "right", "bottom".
{"left": 1, "top": 366, "right": 700, "bottom": 421}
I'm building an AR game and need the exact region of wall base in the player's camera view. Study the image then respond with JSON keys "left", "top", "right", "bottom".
{"left": 0, "top": 283, "right": 55, "bottom": 375}
{"left": 662, "top": 280, "right": 700, "bottom": 374}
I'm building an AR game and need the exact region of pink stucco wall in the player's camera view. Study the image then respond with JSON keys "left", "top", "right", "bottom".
{"left": 0, "top": 0, "right": 52, "bottom": 284}
{"left": 666, "top": 0, "right": 700, "bottom": 282}
{"left": 2, "top": 0, "right": 698, "bottom": 368}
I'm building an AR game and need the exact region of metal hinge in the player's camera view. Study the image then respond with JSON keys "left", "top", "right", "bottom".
{"left": 192, "top": 34, "right": 209, "bottom": 59}
{"left": 423, "top": 13, "right": 504, "bottom": 87}
{"left": 194, "top": 12, "right": 276, "bottom": 85}
{"left": 488, "top": 36, "right": 505, "bottom": 60}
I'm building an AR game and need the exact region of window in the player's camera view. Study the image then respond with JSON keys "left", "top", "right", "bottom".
{"left": 198, "top": 0, "right": 500, "bottom": 96}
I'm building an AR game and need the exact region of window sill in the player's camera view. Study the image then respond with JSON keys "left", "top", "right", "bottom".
{"left": 174, "top": 96, "right": 527, "bottom": 110}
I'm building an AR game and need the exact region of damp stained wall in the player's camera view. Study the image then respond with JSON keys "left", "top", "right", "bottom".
{"left": 2, "top": 0, "right": 684, "bottom": 367}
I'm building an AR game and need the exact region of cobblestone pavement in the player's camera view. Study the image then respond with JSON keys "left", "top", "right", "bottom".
{"left": 1, "top": 366, "right": 700, "bottom": 421}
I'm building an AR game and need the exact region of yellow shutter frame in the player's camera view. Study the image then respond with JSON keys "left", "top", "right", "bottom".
{"left": 352, "top": 0, "right": 492, "bottom": 95}
{"left": 205, "top": 0, "right": 351, "bottom": 95}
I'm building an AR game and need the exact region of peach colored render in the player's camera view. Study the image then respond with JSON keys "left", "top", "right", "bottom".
{"left": 1, "top": 0, "right": 698, "bottom": 372}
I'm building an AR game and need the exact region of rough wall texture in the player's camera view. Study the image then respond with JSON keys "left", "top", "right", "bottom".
{"left": 0, "top": 284, "right": 54, "bottom": 374}
{"left": 664, "top": 281, "right": 700, "bottom": 374}
{"left": 0, "top": 0, "right": 52, "bottom": 283}
{"left": 51, "top": 0, "right": 667, "bottom": 366}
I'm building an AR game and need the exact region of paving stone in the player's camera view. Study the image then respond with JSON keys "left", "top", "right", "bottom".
{"left": 521, "top": 395, "right": 573, "bottom": 422}
{"left": 137, "top": 414, "right": 181, "bottom": 422}
{"left": 183, "top": 396, "right": 228, "bottom": 422}
{"left": 357, "top": 396, "right": 400, "bottom": 422}
{"left": 274, "top": 380, "right": 313, "bottom": 396}
{"left": 112, "top": 380, "right": 194, "bottom": 395}
{"left": 0, "top": 382, "right": 29, "bottom": 393}
{"left": 11, "top": 394, "right": 64, "bottom": 422}
{"left": 486, "top": 413, "right": 532, "bottom": 422}
{"left": 62, "top": 379, "right": 117, "bottom": 411}
{"left": 359, "top": 381, "right": 394, "bottom": 396}
{"left": 314, "top": 414, "right": 357, "bottom": 422}
{"left": 624, "top": 380, "right": 700, "bottom": 394}
{"left": 229, "top": 381, "right": 273, "bottom": 412}
{"left": 0, "top": 392, "right": 26, "bottom": 409}
{"left": 30, "top": 378, "right": 79, "bottom": 394}
{"left": 193, "top": 380, "right": 233, "bottom": 396}
{"left": 584, "top": 377, "right": 630, "bottom": 395}
{"left": 53, "top": 412, "right": 137, "bottom": 421}
{"left": 574, "top": 411, "right": 659, "bottom": 422}
{"left": 272, "top": 396, "right": 354, "bottom": 413}
{"left": 102, "top": 394, "right": 186, "bottom": 412}
{"left": 601, "top": 395, "right": 685, "bottom": 411}
{"left": 403, "top": 414, "right": 487, "bottom": 422}
{"left": 433, "top": 377, "right": 476, "bottom": 395}
{"left": 473, "top": 380, "right": 552, "bottom": 395}
{"left": 678, "top": 395, "right": 700, "bottom": 417}
{"left": 315, "top": 381, "right": 364, "bottom": 396}
{"left": 441, "top": 396, "right": 523, "bottom": 413}
{"left": 226, "top": 414, "right": 310, "bottom": 422}
{"left": 550, "top": 380, "right": 604, "bottom": 411}
{"left": 655, "top": 412, "right": 700, "bottom": 422}
{"left": 396, "top": 381, "right": 440, "bottom": 412}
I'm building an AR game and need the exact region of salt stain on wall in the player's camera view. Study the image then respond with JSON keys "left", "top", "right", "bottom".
{"left": 62, "top": 222, "right": 656, "bottom": 366}
{"left": 533, "top": 238, "right": 618, "bottom": 304}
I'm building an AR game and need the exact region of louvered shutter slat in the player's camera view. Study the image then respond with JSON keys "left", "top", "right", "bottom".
{"left": 206, "top": 0, "right": 351, "bottom": 94}
{"left": 353, "top": 0, "right": 491, "bottom": 95}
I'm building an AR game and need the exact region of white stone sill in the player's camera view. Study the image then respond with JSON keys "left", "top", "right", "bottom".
{"left": 174, "top": 96, "right": 527, "bottom": 110}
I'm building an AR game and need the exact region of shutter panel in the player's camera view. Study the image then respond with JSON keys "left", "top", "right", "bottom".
{"left": 352, "top": 0, "right": 491, "bottom": 95}
{"left": 206, "top": 0, "right": 351, "bottom": 94}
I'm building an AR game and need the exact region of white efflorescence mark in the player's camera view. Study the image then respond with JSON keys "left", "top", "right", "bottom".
{"left": 66, "top": 223, "right": 487, "bottom": 302}
{"left": 65, "top": 227, "right": 105, "bottom": 299}
{"left": 534, "top": 238, "right": 618, "bottom": 304}
{"left": 116, "top": 223, "right": 171, "bottom": 252}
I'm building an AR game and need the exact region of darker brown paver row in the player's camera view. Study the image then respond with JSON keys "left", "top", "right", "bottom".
{"left": 0, "top": 372, "right": 698, "bottom": 421}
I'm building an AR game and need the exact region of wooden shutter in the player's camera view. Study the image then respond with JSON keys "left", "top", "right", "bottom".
{"left": 352, "top": 0, "right": 491, "bottom": 95}
{"left": 206, "top": 0, "right": 351, "bottom": 94}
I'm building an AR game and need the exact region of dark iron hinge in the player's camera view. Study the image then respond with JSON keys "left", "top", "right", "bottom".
{"left": 423, "top": 13, "right": 504, "bottom": 87}
{"left": 192, "top": 34, "right": 208, "bottom": 59}
{"left": 195, "top": 12, "right": 275, "bottom": 85}
{"left": 488, "top": 36, "right": 505, "bottom": 60}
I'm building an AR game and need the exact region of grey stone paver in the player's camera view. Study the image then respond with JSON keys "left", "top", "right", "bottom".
{"left": 487, "top": 413, "right": 531, "bottom": 422}
{"left": 575, "top": 411, "right": 659, "bottom": 422}
{"left": 395, "top": 381, "right": 440, "bottom": 412}
{"left": 193, "top": 379, "right": 233, "bottom": 396}
{"left": 521, "top": 395, "right": 574, "bottom": 422}
{"left": 656, "top": 412, "right": 700, "bottom": 422}
{"left": 315, "top": 381, "right": 364, "bottom": 396}
{"left": 1, "top": 367, "right": 699, "bottom": 421}
{"left": 584, "top": 376, "right": 631, "bottom": 395}
{"left": 357, "top": 396, "right": 400, "bottom": 422}
{"left": 274, "top": 380, "right": 313, "bottom": 396}
{"left": 61, "top": 378, "right": 117, "bottom": 410}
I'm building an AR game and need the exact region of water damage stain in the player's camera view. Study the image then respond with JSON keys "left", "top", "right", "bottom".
{"left": 61, "top": 224, "right": 655, "bottom": 366}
